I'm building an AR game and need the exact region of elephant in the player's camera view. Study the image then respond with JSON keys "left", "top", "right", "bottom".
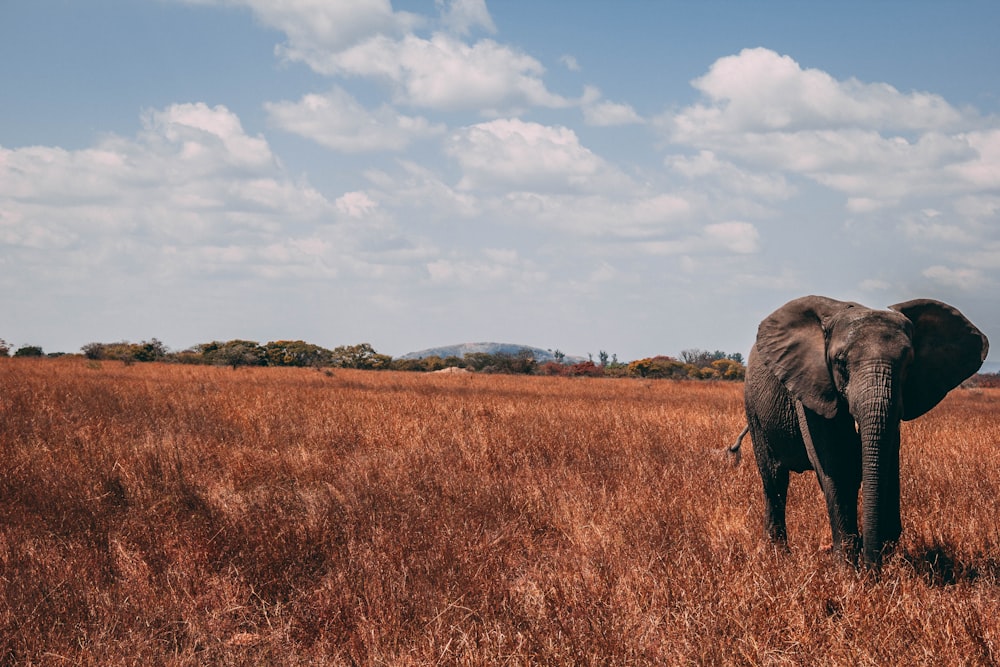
{"left": 729, "top": 296, "right": 988, "bottom": 567}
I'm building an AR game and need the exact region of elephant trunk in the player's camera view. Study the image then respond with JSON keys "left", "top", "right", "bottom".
{"left": 854, "top": 361, "right": 903, "bottom": 567}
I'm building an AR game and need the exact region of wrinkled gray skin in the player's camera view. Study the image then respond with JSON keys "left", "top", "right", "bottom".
{"left": 731, "top": 296, "right": 988, "bottom": 567}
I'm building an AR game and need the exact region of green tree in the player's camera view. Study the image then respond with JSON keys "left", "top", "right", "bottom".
{"left": 264, "top": 340, "right": 333, "bottom": 367}
{"left": 712, "top": 358, "right": 746, "bottom": 380}
{"left": 199, "top": 340, "right": 267, "bottom": 369}
{"left": 133, "top": 339, "right": 168, "bottom": 362}
{"left": 628, "top": 356, "right": 687, "bottom": 379}
{"left": 81, "top": 342, "right": 108, "bottom": 360}
{"left": 330, "top": 343, "right": 391, "bottom": 370}
{"left": 14, "top": 345, "right": 44, "bottom": 357}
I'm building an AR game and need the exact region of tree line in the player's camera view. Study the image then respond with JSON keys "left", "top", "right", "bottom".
{"left": 0, "top": 337, "right": 751, "bottom": 381}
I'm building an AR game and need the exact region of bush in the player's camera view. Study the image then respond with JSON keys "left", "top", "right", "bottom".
{"left": 13, "top": 345, "right": 44, "bottom": 358}
{"left": 568, "top": 361, "right": 604, "bottom": 377}
{"left": 628, "top": 356, "right": 688, "bottom": 379}
{"left": 463, "top": 351, "right": 536, "bottom": 375}
{"left": 199, "top": 340, "right": 267, "bottom": 369}
{"left": 330, "top": 343, "right": 392, "bottom": 370}
{"left": 263, "top": 341, "right": 333, "bottom": 368}
{"left": 82, "top": 340, "right": 167, "bottom": 363}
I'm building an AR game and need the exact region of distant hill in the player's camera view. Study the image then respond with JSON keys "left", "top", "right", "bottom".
{"left": 399, "top": 342, "right": 578, "bottom": 363}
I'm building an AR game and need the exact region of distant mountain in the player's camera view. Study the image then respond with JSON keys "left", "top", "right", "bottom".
{"left": 399, "top": 342, "right": 578, "bottom": 363}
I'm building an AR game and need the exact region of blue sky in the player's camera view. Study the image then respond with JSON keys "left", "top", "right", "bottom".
{"left": 1, "top": 1, "right": 998, "bottom": 364}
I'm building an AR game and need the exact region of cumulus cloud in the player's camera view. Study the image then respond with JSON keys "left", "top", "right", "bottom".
{"left": 559, "top": 54, "right": 581, "bottom": 72}
{"left": 674, "top": 47, "right": 964, "bottom": 136}
{"left": 923, "top": 265, "right": 989, "bottom": 289}
{"left": 182, "top": 0, "right": 422, "bottom": 68}
{"left": 704, "top": 221, "right": 760, "bottom": 254}
{"left": 265, "top": 87, "right": 444, "bottom": 152}
{"left": 0, "top": 103, "right": 440, "bottom": 287}
{"left": 328, "top": 33, "right": 571, "bottom": 112}
{"left": 436, "top": 0, "right": 496, "bottom": 36}
{"left": 335, "top": 191, "right": 379, "bottom": 218}
{"left": 638, "top": 221, "right": 760, "bottom": 256}
{"left": 186, "top": 0, "right": 570, "bottom": 114}
{"left": 668, "top": 150, "right": 793, "bottom": 200}
{"left": 579, "top": 86, "right": 642, "bottom": 126}
{"left": 426, "top": 249, "right": 546, "bottom": 288}
{"left": 584, "top": 100, "right": 643, "bottom": 127}
{"left": 660, "top": 48, "right": 997, "bottom": 208}
{"left": 496, "top": 192, "right": 694, "bottom": 238}
{"left": 1, "top": 103, "right": 282, "bottom": 218}
{"left": 446, "top": 118, "right": 613, "bottom": 192}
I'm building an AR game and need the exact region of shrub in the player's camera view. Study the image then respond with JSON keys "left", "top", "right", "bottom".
{"left": 330, "top": 343, "right": 392, "bottom": 370}
{"left": 263, "top": 340, "right": 333, "bottom": 367}
{"left": 199, "top": 340, "right": 267, "bottom": 368}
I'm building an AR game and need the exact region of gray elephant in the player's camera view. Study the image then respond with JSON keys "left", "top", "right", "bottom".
{"left": 729, "top": 296, "right": 988, "bottom": 567}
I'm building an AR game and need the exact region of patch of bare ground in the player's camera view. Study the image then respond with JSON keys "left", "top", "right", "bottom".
{"left": 1, "top": 357, "right": 998, "bottom": 664}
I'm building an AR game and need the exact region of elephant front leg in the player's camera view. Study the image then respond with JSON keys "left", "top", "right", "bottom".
{"left": 796, "top": 402, "right": 862, "bottom": 560}
{"left": 815, "top": 473, "right": 861, "bottom": 560}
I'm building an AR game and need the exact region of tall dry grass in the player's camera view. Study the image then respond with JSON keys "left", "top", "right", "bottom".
{"left": 0, "top": 357, "right": 998, "bottom": 664}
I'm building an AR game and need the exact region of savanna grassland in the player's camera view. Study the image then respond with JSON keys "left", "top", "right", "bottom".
{"left": 1, "top": 357, "right": 999, "bottom": 665}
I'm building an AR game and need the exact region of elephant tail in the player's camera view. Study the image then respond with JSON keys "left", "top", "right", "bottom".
{"left": 725, "top": 426, "right": 749, "bottom": 466}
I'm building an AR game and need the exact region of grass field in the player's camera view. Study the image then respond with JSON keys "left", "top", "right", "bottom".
{"left": 1, "top": 357, "right": 999, "bottom": 664}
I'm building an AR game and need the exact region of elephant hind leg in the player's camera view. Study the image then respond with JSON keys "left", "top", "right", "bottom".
{"left": 747, "top": 419, "right": 793, "bottom": 547}
{"left": 756, "top": 461, "right": 791, "bottom": 546}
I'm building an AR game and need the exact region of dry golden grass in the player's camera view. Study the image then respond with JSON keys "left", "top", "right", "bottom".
{"left": 1, "top": 357, "right": 998, "bottom": 664}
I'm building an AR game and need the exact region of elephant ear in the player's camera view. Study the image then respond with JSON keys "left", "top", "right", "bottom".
{"left": 890, "top": 299, "right": 989, "bottom": 420}
{"left": 756, "top": 295, "right": 857, "bottom": 419}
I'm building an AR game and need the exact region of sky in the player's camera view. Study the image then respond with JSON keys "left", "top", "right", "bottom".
{"left": 1, "top": 1, "right": 998, "bottom": 364}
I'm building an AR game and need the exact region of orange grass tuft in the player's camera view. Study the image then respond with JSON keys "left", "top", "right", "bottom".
{"left": 1, "top": 357, "right": 998, "bottom": 664}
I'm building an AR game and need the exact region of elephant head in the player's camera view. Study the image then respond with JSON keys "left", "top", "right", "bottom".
{"left": 754, "top": 295, "right": 988, "bottom": 565}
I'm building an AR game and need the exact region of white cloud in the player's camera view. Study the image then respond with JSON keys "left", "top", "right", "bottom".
{"left": 182, "top": 0, "right": 422, "bottom": 68}
{"left": 584, "top": 100, "right": 643, "bottom": 127}
{"left": 900, "top": 212, "right": 976, "bottom": 244}
{"left": 579, "top": 85, "right": 642, "bottom": 126}
{"left": 675, "top": 47, "right": 964, "bottom": 136}
{"left": 667, "top": 150, "right": 793, "bottom": 200}
{"left": 144, "top": 102, "right": 274, "bottom": 169}
{"left": 923, "top": 265, "right": 989, "bottom": 289}
{"left": 265, "top": 87, "right": 444, "bottom": 152}
{"left": 446, "top": 118, "right": 612, "bottom": 192}
{"left": 1, "top": 103, "right": 281, "bottom": 216}
{"left": 846, "top": 197, "right": 895, "bottom": 213}
{"left": 497, "top": 191, "right": 694, "bottom": 237}
{"left": 637, "top": 221, "right": 760, "bottom": 256}
{"left": 950, "top": 129, "right": 1000, "bottom": 189}
{"left": 704, "top": 221, "right": 760, "bottom": 254}
{"left": 327, "top": 33, "right": 571, "bottom": 112}
{"left": 965, "top": 245, "right": 1000, "bottom": 271}
{"left": 426, "top": 252, "right": 546, "bottom": 288}
{"left": 436, "top": 0, "right": 496, "bottom": 36}
{"left": 859, "top": 279, "right": 892, "bottom": 292}
{"left": 184, "top": 0, "right": 570, "bottom": 114}
{"left": 660, "top": 48, "right": 996, "bottom": 209}
{"left": 560, "top": 54, "right": 581, "bottom": 71}
{"left": 0, "top": 103, "right": 445, "bottom": 289}
{"left": 336, "top": 191, "right": 379, "bottom": 218}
